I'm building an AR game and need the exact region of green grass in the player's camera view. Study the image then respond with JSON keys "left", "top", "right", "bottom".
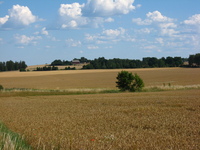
{"left": 1, "top": 84, "right": 200, "bottom": 97}
{"left": 0, "top": 122, "right": 32, "bottom": 150}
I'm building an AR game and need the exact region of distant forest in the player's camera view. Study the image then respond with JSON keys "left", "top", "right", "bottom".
{"left": 0, "top": 53, "right": 199, "bottom": 72}
{"left": 0, "top": 60, "right": 27, "bottom": 72}
{"left": 50, "top": 54, "right": 200, "bottom": 69}
{"left": 82, "top": 57, "right": 185, "bottom": 69}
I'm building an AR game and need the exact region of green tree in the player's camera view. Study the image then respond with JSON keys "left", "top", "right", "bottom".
{"left": 116, "top": 71, "right": 134, "bottom": 91}
{"left": 130, "top": 73, "right": 144, "bottom": 92}
{"left": 116, "top": 71, "right": 144, "bottom": 92}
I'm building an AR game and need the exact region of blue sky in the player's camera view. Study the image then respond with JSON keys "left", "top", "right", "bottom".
{"left": 0, "top": 0, "right": 200, "bottom": 65}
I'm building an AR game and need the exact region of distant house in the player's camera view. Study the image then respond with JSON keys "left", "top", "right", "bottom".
{"left": 72, "top": 59, "right": 80, "bottom": 65}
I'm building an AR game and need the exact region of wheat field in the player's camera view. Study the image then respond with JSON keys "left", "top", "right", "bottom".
{"left": 0, "top": 90, "right": 199, "bottom": 149}
{"left": 0, "top": 68, "right": 200, "bottom": 90}
{"left": 0, "top": 68, "right": 200, "bottom": 149}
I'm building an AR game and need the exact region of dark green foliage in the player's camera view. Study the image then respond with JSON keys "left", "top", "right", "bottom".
{"left": 65, "top": 67, "right": 76, "bottom": 70}
{"left": 82, "top": 56, "right": 183, "bottom": 69}
{"left": 0, "top": 84, "right": 3, "bottom": 91}
{"left": 51, "top": 59, "right": 72, "bottom": 66}
{"left": 130, "top": 73, "right": 145, "bottom": 92}
{"left": 189, "top": 53, "right": 200, "bottom": 67}
{"left": 0, "top": 61, "right": 27, "bottom": 72}
{"left": 116, "top": 71, "right": 144, "bottom": 92}
{"left": 116, "top": 71, "right": 134, "bottom": 91}
{"left": 35, "top": 66, "right": 58, "bottom": 71}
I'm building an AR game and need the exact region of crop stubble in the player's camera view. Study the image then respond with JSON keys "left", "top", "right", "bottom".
{"left": 0, "top": 89, "right": 200, "bottom": 149}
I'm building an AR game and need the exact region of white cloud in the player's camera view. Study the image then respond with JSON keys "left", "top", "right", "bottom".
{"left": 41, "top": 27, "right": 48, "bottom": 35}
{"left": 156, "top": 38, "right": 164, "bottom": 44}
{"left": 184, "top": 14, "right": 200, "bottom": 25}
{"left": 0, "top": 15, "right": 9, "bottom": 25}
{"left": 132, "top": 11, "right": 174, "bottom": 26}
{"left": 85, "top": 27, "right": 126, "bottom": 45}
{"left": 59, "top": 3, "right": 84, "bottom": 18}
{"left": 83, "top": 0, "right": 135, "bottom": 17}
{"left": 14, "top": 34, "right": 41, "bottom": 45}
{"left": 132, "top": 11, "right": 178, "bottom": 36}
{"left": 66, "top": 39, "right": 81, "bottom": 47}
{"left": 0, "top": 5, "right": 37, "bottom": 29}
{"left": 0, "top": 1, "right": 3, "bottom": 5}
{"left": 105, "top": 17, "right": 114, "bottom": 22}
{"left": 136, "top": 28, "right": 152, "bottom": 34}
{"left": 62, "top": 20, "right": 78, "bottom": 29}
{"left": 0, "top": 38, "right": 3, "bottom": 44}
{"left": 57, "top": 0, "right": 135, "bottom": 29}
{"left": 146, "top": 11, "right": 174, "bottom": 22}
{"left": 136, "top": 4, "right": 142, "bottom": 8}
{"left": 132, "top": 18, "right": 152, "bottom": 25}
{"left": 103, "top": 28, "right": 125, "bottom": 37}
{"left": 8, "top": 5, "right": 36, "bottom": 26}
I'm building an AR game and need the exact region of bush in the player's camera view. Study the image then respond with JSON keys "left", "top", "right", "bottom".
{"left": 116, "top": 71, "right": 144, "bottom": 92}
{"left": 0, "top": 84, "right": 4, "bottom": 91}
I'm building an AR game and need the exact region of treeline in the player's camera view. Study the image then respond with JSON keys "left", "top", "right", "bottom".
{"left": 35, "top": 66, "right": 59, "bottom": 71}
{"left": 0, "top": 60, "right": 27, "bottom": 72}
{"left": 82, "top": 57, "right": 184, "bottom": 69}
{"left": 50, "top": 57, "right": 90, "bottom": 66}
{"left": 35, "top": 66, "right": 76, "bottom": 71}
{"left": 188, "top": 53, "right": 200, "bottom": 67}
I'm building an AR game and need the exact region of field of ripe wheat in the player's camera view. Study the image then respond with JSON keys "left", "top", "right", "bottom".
{"left": 0, "top": 89, "right": 199, "bottom": 149}
{"left": 0, "top": 68, "right": 200, "bottom": 90}
{"left": 0, "top": 68, "right": 200, "bottom": 149}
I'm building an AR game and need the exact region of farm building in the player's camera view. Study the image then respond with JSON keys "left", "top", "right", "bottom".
{"left": 72, "top": 59, "right": 80, "bottom": 65}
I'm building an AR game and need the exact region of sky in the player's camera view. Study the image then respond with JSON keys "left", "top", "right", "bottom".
{"left": 0, "top": 0, "right": 200, "bottom": 65}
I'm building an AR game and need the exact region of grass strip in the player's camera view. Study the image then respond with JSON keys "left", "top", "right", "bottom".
{"left": 0, "top": 84, "right": 200, "bottom": 97}
{"left": 0, "top": 122, "right": 32, "bottom": 150}
{"left": 0, "top": 88, "right": 120, "bottom": 97}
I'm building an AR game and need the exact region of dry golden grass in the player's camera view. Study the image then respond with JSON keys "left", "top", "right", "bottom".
{"left": 0, "top": 68, "right": 200, "bottom": 90}
{"left": 27, "top": 64, "right": 84, "bottom": 71}
{"left": 0, "top": 89, "right": 199, "bottom": 149}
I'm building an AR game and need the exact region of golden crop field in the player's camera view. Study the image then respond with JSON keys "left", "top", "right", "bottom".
{"left": 0, "top": 90, "right": 200, "bottom": 149}
{"left": 0, "top": 68, "right": 200, "bottom": 90}
{"left": 0, "top": 68, "right": 200, "bottom": 149}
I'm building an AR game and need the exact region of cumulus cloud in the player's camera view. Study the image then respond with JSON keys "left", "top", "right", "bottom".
{"left": 132, "top": 11, "right": 178, "bottom": 36}
{"left": 59, "top": 3, "right": 83, "bottom": 18}
{"left": 14, "top": 34, "right": 41, "bottom": 45}
{"left": 184, "top": 14, "right": 200, "bottom": 25}
{"left": 0, "top": 15, "right": 9, "bottom": 25}
{"left": 0, "top": 5, "right": 37, "bottom": 29}
{"left": 103, "top": 28, "right": 125, "bottom": 37}
{"left": 85, "top": 27, "right": 126, "bottom": 45}
{"left": 57, "top": 0, "right": 135, "bottom": 29}
{"left": 146, "top": 11, "right": 174, "bottom": 22}
{"left": 83, "top": 0, "right": 135, "bottom": 17}
{"left": 132, "top": 11, "right": 174, "bottom": 25}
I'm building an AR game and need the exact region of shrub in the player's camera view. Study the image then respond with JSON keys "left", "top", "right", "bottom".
{"left": 116, "top": 71, "right": 144, "bottom": 92}
{"left": 130, "top": 73, "right": 144, "bottom": 92}
{"left": 0, "top": 84, "right": 4, "bottom": 91}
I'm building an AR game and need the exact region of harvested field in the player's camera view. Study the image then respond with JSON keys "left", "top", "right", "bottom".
{"left": 0, "top": 68, "right": 200, "bottom": 90}
{"left": 0, "top": 89, "right": 199, "bottom": 149}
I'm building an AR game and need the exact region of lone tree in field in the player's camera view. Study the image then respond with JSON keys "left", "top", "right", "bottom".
{"left": 116, "top": 71, "right": 144, "bottom": 92}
